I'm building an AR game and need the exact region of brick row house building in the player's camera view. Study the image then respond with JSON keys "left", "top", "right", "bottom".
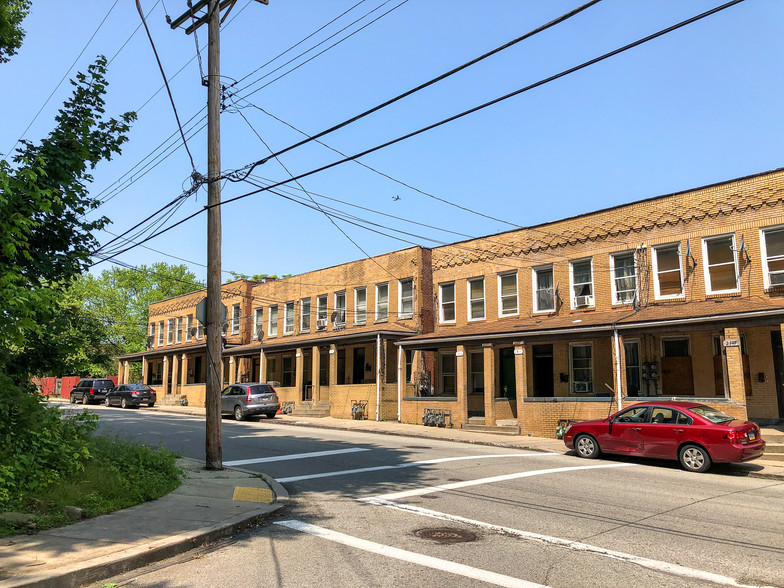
{"left": 118, "top": 168, "right": 784, "bottom": 436}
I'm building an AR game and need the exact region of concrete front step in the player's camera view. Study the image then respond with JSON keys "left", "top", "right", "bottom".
{"left": 760, "top": 452, "right": 784, "bottom": 463}
{"left": 461, "top": 424, "right": 521, "bottom": 436}
{"left": 291, "top": 402, "right": 330, "bottom": 418}
{"left": 160, "top": 394, "right": 184, "bottom": 406}
{"left": 763, "top": 442, "right": 784, "bottom": 455}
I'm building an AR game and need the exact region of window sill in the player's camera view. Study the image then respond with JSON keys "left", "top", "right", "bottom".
{"left": 402, "top": 396, "right": 458, "bottom": 402}
{"left": 705, "top": 291, "right": 741, "bottom": 299}
{"left": 523, "top": 396, "right": 612, "bottom": 402}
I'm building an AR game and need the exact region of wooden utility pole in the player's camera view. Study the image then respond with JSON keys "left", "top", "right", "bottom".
{"left": 170, "top": 0, "right": 267, "bottom": 470}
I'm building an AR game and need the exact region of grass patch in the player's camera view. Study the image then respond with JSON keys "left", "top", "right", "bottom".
{"left": 0, "top": 435, "right": 182, "bottom": 536}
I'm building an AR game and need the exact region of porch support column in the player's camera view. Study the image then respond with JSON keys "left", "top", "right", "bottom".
{"left": 260, "top": 349, "right": 267, "bottom": 382}
{"left": 611, "top": 329, "right": 625, "bottom": 410}
{"left": 295, "top": 348, "right": 304, "bottom": 400}
{"left": 142, "top": 356, "right": 148, "bottom": 385}
{"left": 412, "top": 350, "right": 422, "bottom": 393}
{"left": 397, "top": 344, "right": 404, "bottom": 422}
{"left": 514, "top": 341, "right": 528, "bottom": 429}
{"left": 483, "top": 343, "right": 497, "bottom": 427}
{"left": 228, "top": 357, "right": 236, "bottom": 385}
{"left": 329, "top": 344, "right": 338, "bottom": 388}
{"left": 117, "top": 362, "right": 123, "bottom": 384}
{"left": 312, "top": 346, "right": 321, "bottom": 404}
{"left": 162, "top": 356, "right": 170, "bottom": 395}
{"left": 181, "top": 354, "right": 189, "bottom": 388}
{"left": 723, "top": 327, "right": 749, "bottom": 417}
{"left": 456, "top": 345, "right": 468, "bottom": 424}
{"left": 123, "top": 361, "right": 130, "bottom": 385}
{"left": 171, "top": 354, "right": 180, "bottom": 394}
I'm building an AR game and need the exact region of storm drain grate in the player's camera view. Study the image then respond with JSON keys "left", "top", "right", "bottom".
{"left": 414, "top": 528, "right": 477, "bottom": 544}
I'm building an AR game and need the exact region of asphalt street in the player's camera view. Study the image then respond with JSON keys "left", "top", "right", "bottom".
{"left": 81, "top": 405, "right": 784, "bottom": 588}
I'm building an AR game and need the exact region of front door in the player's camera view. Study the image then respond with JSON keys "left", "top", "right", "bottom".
{"left": 352, "top": 347, "right": 365, "bottom": 384}
{"left": 661, "top": 338, "right": 693, "bottom": 395}
{"left": 770, "top": 331, "right": 784, "bottom": 419}
{"left": 532, "top": 345, "right": 554, "bottom": 397}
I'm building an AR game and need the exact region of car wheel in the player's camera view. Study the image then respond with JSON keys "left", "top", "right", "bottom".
{"left": 148, "top": 402, "right": 155, "bottom": 408}
{"left": 70, "top": 395, "right": 76, "bottom": 404}
{"left": 575, "top": 434, "right": 600, "bottom": 459}
{"left": 82, "top": 394, "right": 89, "bottom": 405}
{"left": 265, "top": 412, "right": 276, "bottom": 419}
{"left": 121, "top": 398, "right": 128, "bottom": 409}
{"left": 679, "top": 444, "right": 711, "bottom": 473}
{"left": 234, "top": 406, "right": 245, "bottom": 421}
{"left": 105, "top": 397, "right": 110, "bottom": 407}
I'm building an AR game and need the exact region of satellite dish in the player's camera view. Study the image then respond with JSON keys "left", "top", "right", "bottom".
{"left": 221, "top": 323, "right": 228, "bottom": 335}
{"left": 190, "top": 327, "right": 198, "bottom": 337}
{"left": 330, "top": 311, "right": 338, "bottom": 323}
{"left": 146, "top": 336, "right": 154, "bottom": 349}
{"left": 255, "top": 326, "right": 264, "bottom": 341}
{"left": 221, "top": 336, "right": 227, "bottom": 349}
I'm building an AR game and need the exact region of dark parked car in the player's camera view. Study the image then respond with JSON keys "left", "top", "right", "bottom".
{"left": 221, "top": 383, "right": 280, "bottom": 421}
{"left": 105, "top": 384, "right": 157, "bottom": 408}
{"left": 69, "top": 378, "right": 115, "bottom": 405}
{"left": 563, "top": 401, "right": 765, "bottom": 473}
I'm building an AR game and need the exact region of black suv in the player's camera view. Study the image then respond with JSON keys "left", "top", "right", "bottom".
{"left": 70, "top": 378, "right": 115, "bottom": 405}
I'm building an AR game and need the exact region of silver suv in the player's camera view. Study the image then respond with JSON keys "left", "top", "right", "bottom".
{"left": 220, "top": 383, "right": 280, "bottom": 421}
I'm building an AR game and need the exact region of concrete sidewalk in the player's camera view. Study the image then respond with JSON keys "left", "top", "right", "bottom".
{"left": 149, "top": 402, "right": 784, "bottom": 480}
{"left": 0, "top": 458, "right": 287, "bottom": 588}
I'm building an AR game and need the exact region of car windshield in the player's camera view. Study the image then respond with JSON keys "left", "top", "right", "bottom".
{"left": 249, "top": 385, "right": 272, "bottom": 395}
{"left": 689, "top": 405, "right": 735, "bottom": 424}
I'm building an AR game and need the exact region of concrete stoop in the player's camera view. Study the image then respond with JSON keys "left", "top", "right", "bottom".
{"left": 160, "top": 394, "right": 185, "bottom": 406}
{"left": 291, "top": 401, "right": 331, "bottom": 418}
{"left": 461, "top": 423, "right": 522, "bottom": 436}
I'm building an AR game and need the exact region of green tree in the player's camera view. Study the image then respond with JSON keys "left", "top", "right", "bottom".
{"left": 227, "top": 271, "right": 291, "bottom": 282}
{"left": 0, "top": 0, "right": 30, "bottom": 63}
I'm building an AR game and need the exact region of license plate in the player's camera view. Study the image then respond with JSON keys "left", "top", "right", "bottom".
{"left": 749, "top": 432, "right": 756, "bottom": 441}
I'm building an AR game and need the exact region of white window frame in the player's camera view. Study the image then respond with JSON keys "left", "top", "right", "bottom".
{"left": 284, "top": 301, "right": 295, "bottom": 335}
{"left": 467, "top": 277, "right": 485, "bottom": 321}
{"left": 149, "top": 323, "right": 155, "bottom": 347}
{"left": 231, "top": 303, "right": 241, "bottom": 335}
{"left": 652, "top": 243, "right": 684, "bottom": 300}
{"left": 354, "top": 287, "right": 367, "bottom": 325}
{"left": 268, "top": 305, "right": 278, "bottom": 338}
{"left": 569, "top": 342, "right": 593, "bottom": 395}
{"left": 497, "top": 271, "right": 518, "bottom": 317}
{"left": 196, "top": 319, "right": 204, "bottom": 340}
{"left": 439, "top": 282, "right": 456, "bottom": 323}
{"left": 610, "top": 251, "right": 637, "bottom": 305}
{"left": 398, "top": 278, "right": 414, "bottom": 319}
{"left": 185, "top": 314, "right": 193, "bottom": 342}
{"left": 166, "top": 318, "right": 174, "bottom": 345}
{"left": 375, "top": 283, "right": 389, "bottom": 322}
{"left": 176, "top": 316, "right": 183, "bottom": 343}
{"left": 334, "top": 291, "right": 346, "bottom": 326}
{"left": 316, "top": 295, "right": 328, "bottom": 330}
{"left": 761, "top": 225, "right": 784, "bottom": 288}
{"left": 300, "top": 298, "right": 311, "bottom": 332}
{"left": 532, "top": 265, "right": 555, "bottom": 313}
{"left": 569, "top": 258, "right": 594, "bottom": 309}
{"left": 702, "top": 234, "right": 740, "bottom": 295}
{"left": 158, "top": 321, "right": 164, "bottom": 346}
{"left": 253, "top": 308, "right": 263, "bottom": 340}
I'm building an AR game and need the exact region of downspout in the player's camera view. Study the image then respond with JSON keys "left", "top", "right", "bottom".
{"left": 397, "top": 344, "right": 403, "bottom": 423}
{"left": 613, "top": 326, "right": 623, "bottom": 411}
{"left": 376, "top": 334, "right": 381, "bottom": 421}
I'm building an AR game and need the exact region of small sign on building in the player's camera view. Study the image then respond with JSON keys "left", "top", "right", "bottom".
{"left": 723, "top": 340, "right": 740, "bottom": 347}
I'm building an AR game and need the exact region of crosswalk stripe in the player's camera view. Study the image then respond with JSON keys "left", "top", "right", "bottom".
{"left": 224, "top": 447, "right": 369, "bottom": 466}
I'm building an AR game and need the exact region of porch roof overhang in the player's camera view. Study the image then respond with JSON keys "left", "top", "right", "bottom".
{"left": 117, "top": 341, "right": 242, "bottom": 362}
{"left": 225, "top": 324, "right": 417, "bottom": 357}
{"left": 397, "top": 298, "right": 784, "bottom": 350}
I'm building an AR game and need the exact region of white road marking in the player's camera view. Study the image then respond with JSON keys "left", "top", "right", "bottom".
{"left": 362, "top": 463, "right": 636, "bottom": 501}
{"left": 275, "top": 519, "right": 549, "bottom": 588}
{"left": 361, "top": 500, "right": 774, "bottom": 588}
{"left": 275, "top": 453, "right": 559, "bottom": 483}
{"left": 224, "top": 447, "right": 370, "bottom": 466}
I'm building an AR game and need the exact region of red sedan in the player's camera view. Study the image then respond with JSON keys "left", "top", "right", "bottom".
{"left": 563, "top": 401, "right": 765, "bottom": 472}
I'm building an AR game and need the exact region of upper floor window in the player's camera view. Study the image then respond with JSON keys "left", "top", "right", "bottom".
{"left": 186, "top": 314, "right": 193, "bottom": 342}
{"left": 268, "top": 305, "right": 278, "bottom": 337}
{"left": 611, "top": 251, "right": 637, "bottom": 304}
{"left": 334, "top": 291, "right": 346, "bottom": 326}
{"left": 762, "top": 227, "right": 784, "bottom": 288}
{"left": 570, "top": 258, "right": 594, "bottom": 308}
{"left": 533, "top": 266, "right": 555, "bottom": 313}
{"left": 231, "top": 303, "right": 241, "bottom": 335}
{"left": 702, "top": 234, "right": 739, "bottom": 294}
{"left": 284, "top": 301, "right": 295, "bottom": 335}
{"left": 253, "top": 308, "right": 263, "bottom": 340}
{"left": 399, "top": 279, "right": 414, "bottom": 319}
{"left": 300, "top": 298, "right": 311, "bottom": 332}
{"left": 354, "top": 288, "right": 366, "bottom": 325}
{"left": 196, "top": 319, "right": 204, "bottom": 340}
{"left": 176, "top": 316, "right": 183, "bottom": 343}
{"left": 167, "top": 319, "right": 175, "bottom": 345}
{"left": 468, "top": 277, "right": 485, "bottom": 320}
{"left": 653, "top": 243, "right": 683, "bottom": 299}
{"left": 376, "top": 283, "right": 389, "bottom": 322}
{"left": 158, "top": 321, "right": 164, "bottom": 346}
{"left": 498, "top": 272, "right": 518, "bottom": 316}
{"left": 149, "top": 323, "right": 155, "bottom": 347}
{"left": 439, "top": 282, "right": 455, "bottom": 323}
{"left": 316, "top": 295, "right": 328, "bottom": 330}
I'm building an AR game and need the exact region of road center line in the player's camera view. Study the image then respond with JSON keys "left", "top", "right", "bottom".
{"left": 361, "top": 500, "right": 771, "bottom": 588}
{"left": 275, "top": 453, "right": 559, "bottom": 483}
{"left": 274, "top": 519, "right": 548, "bottom": 588}
{"left": 224, "top": 447, "right": 370, "bottom": 466}
{"left": 362, "top": 463, "right": 636, "bottom": 501}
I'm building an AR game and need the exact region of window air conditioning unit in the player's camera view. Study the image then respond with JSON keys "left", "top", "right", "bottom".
{"left": 574, "top": 295, "right": 593, "bottom": 307}
{"left": 573, "top": 381, "right": 593, "bottom": 394}
{"left": 770, "top": 272, "right": 784, "bottom": 287}
{"left": 316, "top": 318, "right": 328, "bottom": 330}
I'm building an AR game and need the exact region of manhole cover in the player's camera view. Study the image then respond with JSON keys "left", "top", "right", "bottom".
{"left": 414, "top": 528, "right": 477, "bottom": 544}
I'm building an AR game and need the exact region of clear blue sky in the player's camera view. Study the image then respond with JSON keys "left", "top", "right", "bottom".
{"left": 2, "top": 0, "right": 783, "bottom": 282}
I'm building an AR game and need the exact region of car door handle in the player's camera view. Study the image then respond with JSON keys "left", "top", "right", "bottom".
{"left": 674, "top": 429, "right": 684, "bottom": 433}
{"left": 632, "top": 427, "right": 642, "bottom": 432}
